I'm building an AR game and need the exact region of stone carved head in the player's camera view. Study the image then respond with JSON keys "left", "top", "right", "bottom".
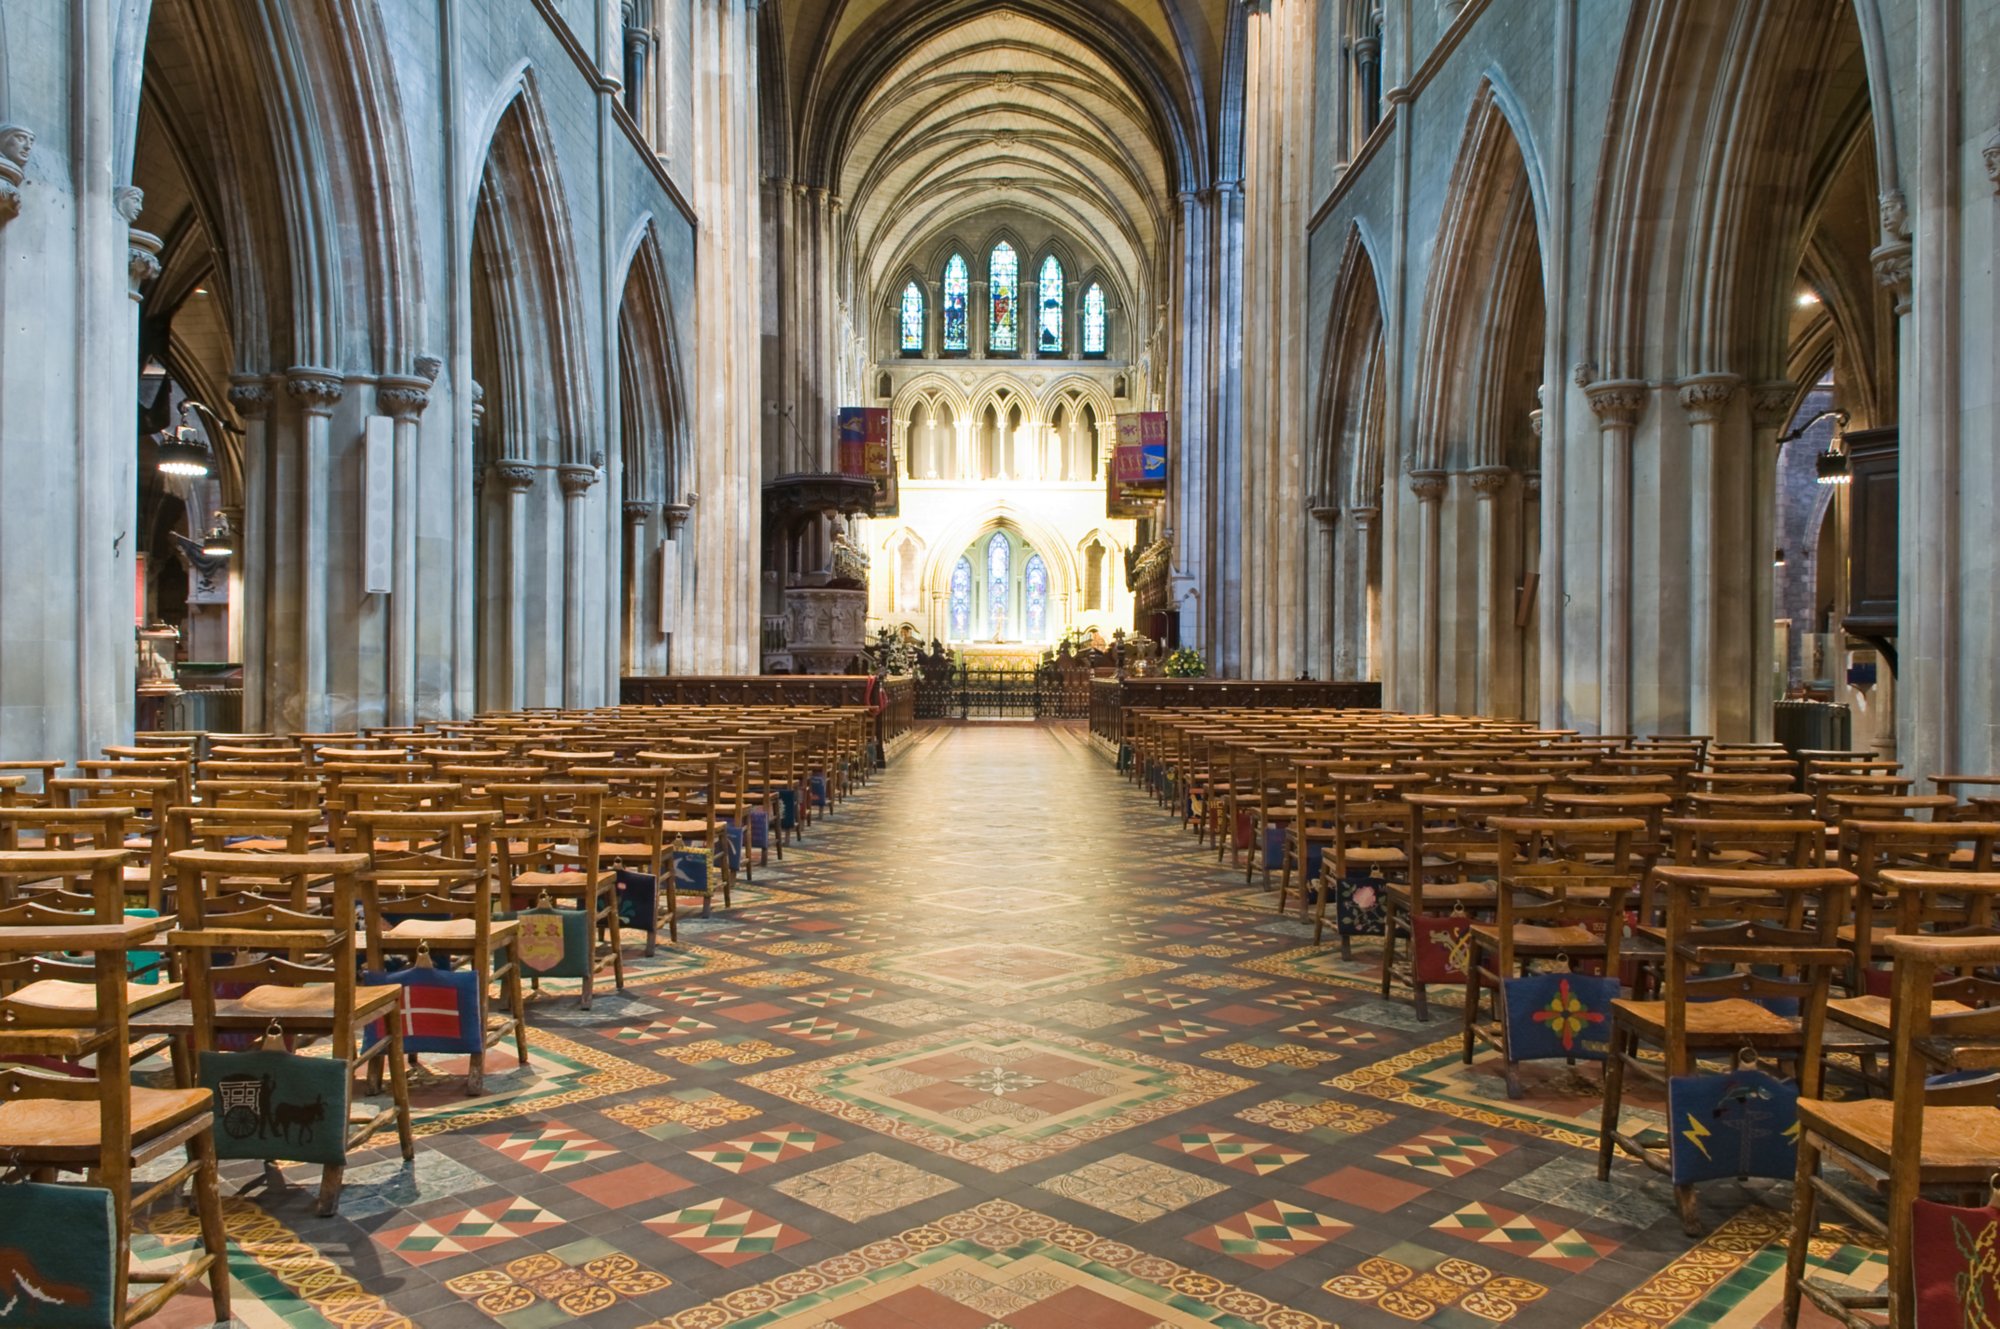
{"left": 0, "top": 125, "right": 35, "bottom": 168}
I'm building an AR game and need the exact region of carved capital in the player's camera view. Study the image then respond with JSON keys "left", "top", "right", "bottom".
{"left": 1348, "top": 505, "right": 1380, "bottom": 533}
{"left": 661, "top": 502, "right": 693, "bottom": 537}
{"left": 1467, "top": 465, "right": 1512, "bottom": 497}
{"left": 126, "top": 229, "right": 162, "bottom": 298}
{"left": 557, "top": 463, "right": 599, "bottom": 497}
{"left": 1871, "top": 240, "right": 1912, "bottom": 315}
{"left": 623, "top": 499, "right": 655, "bottom": 524}
{"left": 1310, "top": 505, "right": 1340, "bottom": 529}
{"left": 227, "top": 380, "right": 273, "bottom": 420}
{"left": 1583, "top": 379, "right": 1649, "bottom": 429}
{"left": 1408, "top": 469, "right": 1448, "bottom": 502}
{"left": 1522, "top": 470, "right": 1542, "bottom": 501}
{"left": 376, "top": 375, "right": 430, "bottom": 421}
{"left": 285, "top": 369, "right": 345, "bottom": 415}
{"left": 492, "top": 461, "right": 537, "bottom": 494}
{"left": 1676, "top": 372, "right": 1741, "bottom": 425}
{"left": 1749, "top": 380, "right": 1798, "bottom": 431}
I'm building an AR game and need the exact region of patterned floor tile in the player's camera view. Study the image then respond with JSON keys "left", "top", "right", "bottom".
{"left": 1157, "top": 1130, "right": 1306, "bottom": 1175}
{"left": 1125, "top": 986, "right": 1204, "bottom": 1010}
{"left": 603, "top": 1088, "right": 761, "bottom": 1133}
{"left": 444, "top": 1238, "right": 671, "bottom": 1316}
{"left": 1377, "top": 1130, "right": 1512, "bottom": 1178}
{"left": 614, "top": 1015, "right": 718, "bottom": 1042}
{"left": 859, "top": 997, "right": 966, "bottom": 1026}
{"left": 645, "top": 1198, "right": 808, "bottom": 1266}
{"left": 1280, "top": 1018, "right": 1380, "bottom": 1046}
{"left": 768, "top": 1014, "right": 865, "bottom": 1043}
{"left": 565, "top": 1161, "right": 695, "bottom": 1209}
{"left": 1130, "top": 1018, "right": 1229, "bottom": 1046}
{"left": 374, "top": 1199, "right": 566, "bottom": 1266}
{"left": 1203, "top": 1041, "right": 1339, "bottom": 1070}
{"left": 1324, "top": 1242, "right": 1549, "bottom": 1323}
{"left": 1306, "top": 1164, "right": 1433, "bottom": 1213}
{"left": 1236, "top": 1092, "right": 1396, "bottom": 1136}
{"left": 689, "top": 1125, "right": 836, "bottom": 1173}
{"left": 1187, "top": 1199, "right": 1354, "bottom": 1269}
{"left": 1037, "top": 1152, "right": 1228, "bottom": 1221}
{"left": 791, "top": 984, "right": 876, "bottom": 1007}
{"left": 655, "top": 1036, "right": 795, "bottom": 1066}
{"left": 1030, "top": 998, "right": 1136, "bottom": 1029}
{"left": 768, "top": 1151, "right": 959, "bottom": 1221}
{"left": 483, "top": 1125, "right": 618, "bottom": 1173}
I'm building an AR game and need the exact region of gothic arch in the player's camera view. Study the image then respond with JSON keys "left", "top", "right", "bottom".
{"left": 615, "top": 219, "right": 692, "bottom": 506}
{"left": 918, "top": 501, "right": 1084, "bottom": 606}
{"left": 1313, "top": 225, "right": 1387, "bottom": 511}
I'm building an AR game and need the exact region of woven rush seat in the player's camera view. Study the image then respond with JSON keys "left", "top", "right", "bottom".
{"left": 0, "top": 1088, "right": 212, "bottom": 1161}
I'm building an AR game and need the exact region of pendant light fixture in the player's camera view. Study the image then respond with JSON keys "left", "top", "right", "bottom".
{"left": 155, "top": 400, "right": 220, "bottom": 478}
{"left": 201, "top": 519, "right": 234, "bottom": 558}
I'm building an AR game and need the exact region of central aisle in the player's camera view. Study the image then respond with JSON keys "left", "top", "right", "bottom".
{"left": 176, "top": 725, "right": 1837, "bottom": 1329}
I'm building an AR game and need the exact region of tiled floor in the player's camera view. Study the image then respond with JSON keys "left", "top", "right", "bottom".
{"left": 144, "top": 725, "right": 1885, "bottom": 1328}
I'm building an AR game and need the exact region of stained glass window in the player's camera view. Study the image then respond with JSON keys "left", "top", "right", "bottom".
{"left": 1082, "top": 283, "right": 1107, "bottom": 355}
{"left": 987, "top": 532, "right": 1011, "bottom": 637}
{"left": 1037, "top": 256, "right": 1064, "bottom": 354}
{"left": 989, "top": 243, "right": 1018, "bottom": 353}
{"left": 1025, "top": 553, "right": 1048, "bottom": 640}
{"left": 942, "top": 255, "right": 969, "bottom": 352}
{"left": 900, "top": 282, "right": 924, "bottom": 354}
{"left": 949, "top": 556, "right": 972, "bottom": 638}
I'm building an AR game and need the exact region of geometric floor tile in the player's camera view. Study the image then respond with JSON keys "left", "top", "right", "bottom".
{"left": 1203, "top": 1001, "right": 1283, "bottom": 1025}
{"left": 654, "top": 985, "right": 734, "bottom": 1007}
{"left": 1186, "top": 1199, "right": 1354, "bottom": 1269}
{"left": 564, "top": 1161, "right": 695, "bottom": 1209}
{"left": 741, "top": 1019, "right": 1254, "bottom": 1172}
{"left": 1324, "top": 1243, "right": 1549, "bottom": 1323}
{"left": 654, "top": 1036, "right": 796, "bottom": 1067}
{"left": 482, "top": 1125, "right": 618, "bottom": 1174}
{"left": 1037, "top": 1152, "right": 1228, "bottom": 1222}
{"left": 767, "top": 1015, "right": 865, "bottom": 1043}
{"left": 1030, "top": 998, "right": 1137, "bottom": 1030}
{"left": 790, "top": 985, "right": 876, "bottom": 1007}
{"left": 1281, "top": 1019, "right": 1381, "bottom": 1046}
{"left": 644, "top": 1198, "right": 809, "bottom": 1267}
{"left": 858, "top": 997, "right": 967, "bottom": 1027}
{"left": 1305, "top": 1165, "right": 1433, "bottom": 1213}
{"left": 373, "top": 1199, "right": 566, "bottom": 1267}
{"left": 443, "top": 1238, "right": 671, "bottom": 1317}
{"left": 1202, "top": 1041, "right": 1340, "bottom": 1070}
{"left": 1256, "top": 988, "right": 1333, "bottom": 1013}
{"left": 1130, "top": 1018, "right": 1229, "bottom": 1046}
{"left": 1126, "top": 987, "right": 1204, "bottom": 1010}
{"left": 1236, "top": 1093, "right": 1397, "bottom": 1136}
{"left": 1376, "top": 1131, "right": 1511, "bottom": 1178}
{"left": 689, "top": 1125, "right": 836, "bottom": 1174}
{"left": 1431, "top": 1202, "right": 1618, "bottom": 1272}
{"left": 612, "top": 1015, "right": 717, "bottom": 1042}
{"left": 601, "top": 1089, "right": 762, "bottom": 1133}
{"left": 768, "top": 1151, "right": 959, "bottom": 1221}
{"left": 1157, "top": 1130, "right": 1306, "bottom": 1175}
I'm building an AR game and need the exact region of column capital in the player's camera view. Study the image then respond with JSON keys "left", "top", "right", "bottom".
{"left": 661, "top": 502, "right": 692, "bottom": 536}
{"left": 1522, "top": 470, "right": 1542, "bottom": 501}
{"left": 1583, "top": 379, "right": 1648, "bottom": 428}
{"left": 376, "top": 374, "right": 431, "bottom": 421}
{"left": 1871, "top": 240, "right": 1912, "bottom": 315}
{"left": 127, "top": 229, "right": 162, "bottom": 300}
{"left": 558, "top": 463, "right": 600, "bottom": 497}
{"left": 623, "top": 499, "right": 655, "bottom": 524}
{"left": 285, "top": 369, "right": 345, "bottom": 416}
{"left": 227, "top": 379, "right": 274, "bottom": 420}
{"left": 1408, "top": 469, "right": 1448, "bottom": 502}
{"left": 1675, "top": 372, "right": 1741, "bottom": 424}
{"left": 1467, "top": 465, "right": 1512, "bottom": 497}
{"left": 492, "top": 461, "right": 537, "bottom": 494}
{"left": 1749, "top": 380, "right": 1798, "bottom": 431}
{"left": 1348, "top": 505, "right": 1380, "bottom": 532}
{"left": 1310, "top": 505, "right": 1340, "bottom": 528}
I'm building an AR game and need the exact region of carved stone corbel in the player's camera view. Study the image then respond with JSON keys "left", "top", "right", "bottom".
{"left": 661, "top": 502, "right": 692, "bottom": 537}
{"left": 557, "top": 463, "right": 599, "bottom": 498}
{"left": 1676, "top": 372, "right": 1741, "bottom": 425}
{"left": 285, "top": 370, "right": 345, "bottom": 416}
{"left": 227, "top": 380, "right": 273, "bottom": 422}
{"left": 1749, "top": 381, "right": 1798, "bottom": 434}
{"left": 1985, "top": 129, "right": 2000, "bottom": 194}
{"left": 1871, "top": 240, "right": 1912, "bottom": 316}
{"left": 1467, "top": 465, "right": 1512, "bottom": 498}
{"left": 623, "top": 499, "right": 656, "bottom": 524}
{"left": 376, "top": 375, "right": 430, "bottom": 421}
{"left": 1408, "top": 470, "right": 1448, "bottom": 503}
{"left": 492, "top": 461, "right": 537, "bottom": 494}
{"left": 127, "top": 230, "right": 162, "bottom": 300}
{"left": 0, "top": 124, "right": 32, "bottom": 227}
{"left": 1584, "top": 379, "right": 1649, "bottom": 429}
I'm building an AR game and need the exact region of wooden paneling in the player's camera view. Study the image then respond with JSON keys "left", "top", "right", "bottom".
{"left": 1089, "top": 678, "right": 1384, "bottom": 741}
{"left": 1843, "top": 427, "right": 1898, "bottom": 636}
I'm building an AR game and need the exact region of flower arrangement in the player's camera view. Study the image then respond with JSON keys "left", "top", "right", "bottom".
{"left": 1163, "top": 647, "right": 1207, "bottom": 678}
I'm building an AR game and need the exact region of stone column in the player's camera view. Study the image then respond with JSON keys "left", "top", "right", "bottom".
{"left": 662, "top": 501, "right": 691, "bottom": 671}
{"left": 286, "top": 370, "right": 344, "bottom": 732}
{"left": 1678, "top": 372, "right": 1739, "bottom": 738}
{"left": 1748, "top": 382, "right": 1795, "bottom": 741}
{"left": 494, "top": 462, "right": 536, "bottom": 709}
{"left": 623, "top": 500, "right": 654, "bottom": 674}
{"left": 1410, "top": 470, "right": 1447, "bottom": 714}
{"left": 1348, "top": 506, "right": 1379, "bottom": 681}
{"left": 1585, "top": 380, "right": 1647, "bottom": 736}
{"left": 228, "top": 380, "right": 273, "bottom": 730}
{"left": 378, "top": 375, "right": 430, "bottom": 726}
{"left": 1469, "top": 466, "right": 1511, "bottom": 715}
{"left": 1310, "top": 504, "right": 1338, "bottom": 680}
{"left": 559, "top": 463, "right": 598, "bottom": 706}
{"left": 1521, "top": 468, "right": 1542, "bottom": 720}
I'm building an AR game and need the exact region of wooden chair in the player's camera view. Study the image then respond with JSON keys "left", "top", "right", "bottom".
{"left": 1460, "top": 815, "right": 1643, "bottom": 1097}
{"left": 344, "top": 809, "right": 526, "bottom": 1093}
{"left": 1785, "top": 934, "right": 2000, "bottom": 1327}
{"left": 1383, "top": 792, "right": 1527, "bottom": 1019}
{"left": 1596, "top": 865, "right": 1853, "bottom": 1234}
{"left": 640, "top": 750, "right": 729, "bottom": 916}
{"left": 488, "top": 783, "right": 622, "bottom": 1007}
{"left": 1838, "top": 819, "right": 2000, "bottom": 995}
{"left": 161, "top": 850, "right": 415, "bottom": 1214}
{"left": 0, "top": 909, "right": 229, "bottom": 1326}
{"left": 571, "top": 765, "right": 678, "bottom": 953}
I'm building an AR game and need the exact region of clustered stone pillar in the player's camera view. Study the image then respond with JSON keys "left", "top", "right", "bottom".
{"left": 624, "top": 500, "right": 654, "bottom": 675}
{"left": 1310, "top": 504, "right": 1338, "bottom": 679}
{"left": 286, "top": 370, "right": 344, "bottom": 732}
{"left": 377, "top": 374, "right": 431, "bottom": 727}
{"left": 559, "top": 463, "right": 598, "bottom": 706}
{"left": 1347, "top": 506, "right": 1379, "bottom": 681}
{"left": 494, "top": 462, "right": 536, "bottom": 709}
{"left": 1748, "top": 381, "right": 1796, "bottom": 741}
{"left": 1677, "top": 372, "right": 1739, "bottom": 739}
{"left": 1409, "top": 470, "right": 1446, "bottom": 713}
{"left": 1585, "top": 379, "right": 1647, "bottom": 735}
{"left": 1468, "top": 465, "right": 1511, "bottom": 715}
{"left": 228, "top": 380, "right": 273, "bottom": 730}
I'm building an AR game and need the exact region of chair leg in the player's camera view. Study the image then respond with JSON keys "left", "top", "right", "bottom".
{"left": 1781, "top": 1136, "right": 1822, "bottom": 1329}
{"left": 1379, "top": 907, "right": 1399, "bottom": 999}
{"left": 1673, "top": 1181, "right": 1702, "bottom": 1237}
{"left": 1461, "top": 962, "right": 1480, "bottom": 1065}
{"left": 1596, "top": 1025, "right": 1627, "bottom": 1181}
{"left": 387, "top": 1027, "right": 416, "bottom": 1161}
{"left": 189, "top": 1127, "right": 231, "bottom": 1324}
{"left": 317, "top": 1164, "right": 344, "bottom": 1217}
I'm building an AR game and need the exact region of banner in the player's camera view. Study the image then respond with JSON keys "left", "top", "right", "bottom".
{"left": 837, "top": 407, "right": 891, "bottom": 478}
{"left": 1114, "top": 412, "right": 1169, "bottom": 499}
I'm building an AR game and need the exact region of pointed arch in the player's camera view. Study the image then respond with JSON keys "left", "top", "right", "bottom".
{"left": 1313, "top": 225, "right": 1388, "bottom": 511}
{"left": 615, "top": 219, "right": 692, "bottom": 505}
